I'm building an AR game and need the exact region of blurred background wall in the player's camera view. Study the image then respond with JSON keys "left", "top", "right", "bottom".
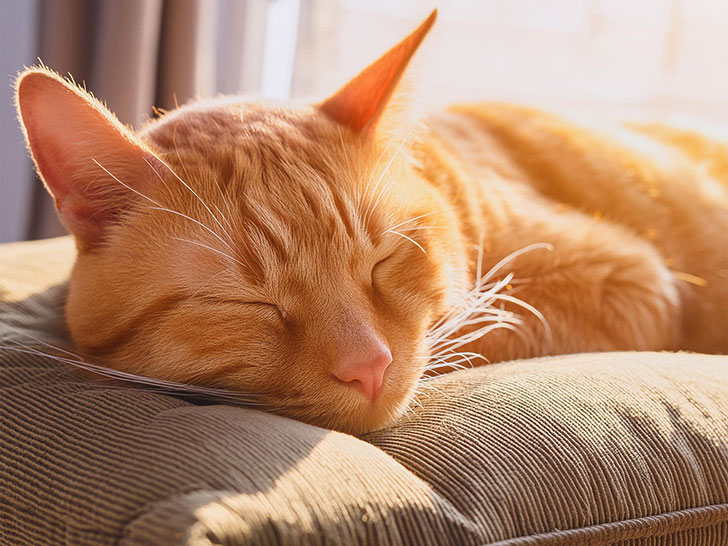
{"left": 2, "top": 0, "right": 727, "bottom": 243}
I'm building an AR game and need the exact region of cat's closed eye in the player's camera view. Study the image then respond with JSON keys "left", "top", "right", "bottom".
{"left": 371, "top": 255, "right": 395, "bottom": 285}
{"left": 244, "top": 301, "right": 287, "bottom": 319}
{"left": 236, "top": 301, "right": 287, "bottom": 321}
{"left": 196, "top": 296, "right": 286, "bottom": 320}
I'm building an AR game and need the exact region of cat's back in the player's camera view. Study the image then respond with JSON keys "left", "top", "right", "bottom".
{"left": 427, "top": 101, "right": 728, "bottom": 248}
{"left": 427, "top": 102, "right": 727, "bottom": 203}
{"left": 425, "top": 102, "right": 728, "bottom": 352}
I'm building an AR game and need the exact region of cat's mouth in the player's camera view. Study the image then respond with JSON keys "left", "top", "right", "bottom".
{"left": 310, "top": 358, "right": 423, "bottom": 434}
{"left": 242, "top": 351, "right": 419, "bottom": 435}
{"left": 290, "top": 389, "right": 414, "bottom": 435}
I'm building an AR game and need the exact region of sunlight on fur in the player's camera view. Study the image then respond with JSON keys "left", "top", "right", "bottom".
{"left": 12, "top": 10, "right": 728, "bottom": 434}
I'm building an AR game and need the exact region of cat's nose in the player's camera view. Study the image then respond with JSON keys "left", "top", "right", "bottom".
{"left": 332, "top": 341, "right": 392, "bottom": 402}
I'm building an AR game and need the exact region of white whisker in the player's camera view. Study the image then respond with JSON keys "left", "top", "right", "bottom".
{"left": 415, "top": 381, "right": 445, "bottom": 395}
{"left": 422, "top": 241, "right": 553, "bottom": 378}
{"left": 2, "top": 327, "right": 78, "bottom": 360}
{"left": 148, "top": 206, "right": 236, "bottom": 254}
{"left": 359, "top": 130, "right": 400, "bottom": 217}
{"left": 490, "top": 293, "right": 552, "bottom": 341}
{"left": 386, "top": 230, "right": 427, "bottom": 255}
{"left": 424, "top": 360, "right": 472, "bottom": 372}
{"left": 0, "top": 333, "right": 266, "bottom": 406}
{"left": 191, "top": 269, "right": 230, "bottom": 298}
{"left": 381, "top": 212, "right": 438, "bottom": 235}
{"left": 426, "top": 350, "right": 484, "bottom": 363}
{"left": 480, "top": 242, "right": 553, "bottom": 284}
{"left": 95, "top": 158, "right": 241, "bottom": 263}
{"left": 365, "top": 129, "right": 413, "bottom": 226}
{"left": 146, "top": 155, "right": 237, "bottom": 238}
{"left": 92, "top": 159, "right": 162, "bottom": 207}
{"left": 428, "top": 273, "right": 513, "bottom": 332}
{"left": 171, "top": 237, "right": 248, "bottom": 269}
{"left": 390, "top": 225, "right": 441, "bottom": 233}
{"left": 168, "top": 129, "right": 235, "bottom": 244}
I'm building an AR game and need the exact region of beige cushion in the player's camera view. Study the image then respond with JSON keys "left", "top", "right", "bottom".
{"left": 1, "top": 237, "right": 727, "bottom": 545}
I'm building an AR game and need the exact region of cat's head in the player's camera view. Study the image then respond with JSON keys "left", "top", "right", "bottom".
{"left": 16, "top": 10, "right": 468, "bottom": 434}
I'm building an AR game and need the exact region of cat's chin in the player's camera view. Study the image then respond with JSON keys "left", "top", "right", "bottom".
{"left": 308, "top": 387, "right": 415, "bottom": 436}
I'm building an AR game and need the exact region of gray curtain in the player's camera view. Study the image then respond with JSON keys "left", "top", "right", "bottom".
{"left": 2, "top": 0, "right": 270, "bottom": 241}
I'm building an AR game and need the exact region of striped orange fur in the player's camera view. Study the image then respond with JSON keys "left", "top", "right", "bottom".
{"left": 16, "top": 11, "right": 727, "bottom": 433}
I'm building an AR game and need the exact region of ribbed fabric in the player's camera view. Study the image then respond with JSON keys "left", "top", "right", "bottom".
{"left": 1, "top": 237, "right": 727, "bottom": 546}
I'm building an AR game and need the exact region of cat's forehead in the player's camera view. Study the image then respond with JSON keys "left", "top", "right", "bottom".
{"left": 139, "top": 98, "right": 401, "bottom": 278}
{"left": 142, "top": 98, "right": 338, "bottom": 162}
{"left": 143, "top": 99, "right": 371, "bottom": 198}
{"left": 143, "top": 97, "right": 365, "bottom": 212}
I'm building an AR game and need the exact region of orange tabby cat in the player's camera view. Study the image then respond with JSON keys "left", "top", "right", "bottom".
{"left": 15, "top": 11, "right": 728, "bottom": 434}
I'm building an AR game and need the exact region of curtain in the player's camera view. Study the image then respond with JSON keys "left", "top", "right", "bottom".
{"left": 3, "top": 0, "right": 271, "bottom": 241}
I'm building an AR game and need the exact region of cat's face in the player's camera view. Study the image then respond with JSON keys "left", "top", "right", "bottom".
{"left": 17, "top": 12, "right": 472, "bottom": 434}
{"left": 67, "top": 100, "right": 465, "bottom": 434}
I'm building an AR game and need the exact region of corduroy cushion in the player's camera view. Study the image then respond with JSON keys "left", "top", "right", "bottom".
{"left": 1, "top": 237, "right": 727, "bottom": 546}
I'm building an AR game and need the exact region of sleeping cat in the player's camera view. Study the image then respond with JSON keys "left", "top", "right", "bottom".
{"left": 15, "top": 10, "right": 728, "bottom": 434}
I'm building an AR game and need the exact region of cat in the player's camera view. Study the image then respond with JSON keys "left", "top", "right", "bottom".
{"left": 15, "top": 10, "right": 728, "bottom": 435}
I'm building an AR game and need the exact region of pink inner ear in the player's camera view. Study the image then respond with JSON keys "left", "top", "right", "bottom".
{"left": 17, "top": 69, "right": 156, "bottom": 248}
{"left": 319, "top": 9, "right": 437, "bottom": 133}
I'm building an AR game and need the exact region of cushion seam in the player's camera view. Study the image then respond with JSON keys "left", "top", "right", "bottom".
{"left": 487, "top": 503, "right": 728, "bottom": 546}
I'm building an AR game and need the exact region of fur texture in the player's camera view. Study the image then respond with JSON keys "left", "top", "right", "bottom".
{"left": 15, "top": 12, "right": 728, "bottom": 434}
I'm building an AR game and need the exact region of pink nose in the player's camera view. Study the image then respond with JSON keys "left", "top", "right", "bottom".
{"left": 332, "top": 342, "right": 392, "bottom": 402}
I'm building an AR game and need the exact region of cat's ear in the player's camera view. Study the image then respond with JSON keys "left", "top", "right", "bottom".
{"left": 16, "top": 68, "right": 161, "bottom": 250}
{"left": 319, "top": 9, "right": 436, "bottom": 135}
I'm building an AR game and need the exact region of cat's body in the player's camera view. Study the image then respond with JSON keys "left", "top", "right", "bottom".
{"left": 15, "top": 11, "right": 727, "bottom": 434}
{"left": 425, "top": 105, "right": 727, "bottom": 360}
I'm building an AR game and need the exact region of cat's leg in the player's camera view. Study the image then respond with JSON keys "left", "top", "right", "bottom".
{"left": 456, "top": 207, "right": 681, "bottom": 364}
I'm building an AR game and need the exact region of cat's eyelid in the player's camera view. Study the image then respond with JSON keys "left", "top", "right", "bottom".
{"left": 232, "top": 300, "right": 288, "bottom": 320}
{"left": 231, "top": 299, "right": 280, "bottom": 310}
{"left": 245, "top": 300, "right": 279, "bottom": 309}
{"left": 201, "top": 297, "right": 288, "bottom": 321}
{"left": 373, "top": 253, "right": 396, "bottom": 268}
{"left": 192, "top": 294, "right": 280, "bottom": 310}
{"left": 370, "top": 253, "right": 396, "bottom": 287}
